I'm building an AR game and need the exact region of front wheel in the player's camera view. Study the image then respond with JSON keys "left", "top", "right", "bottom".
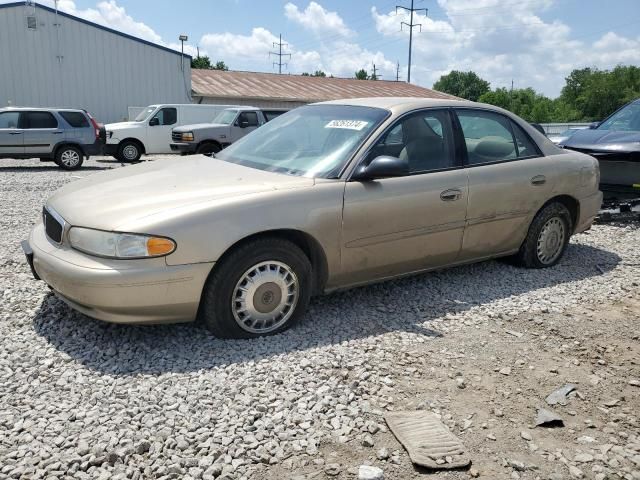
{"left": 117, "top": 141, "right": 142, "bottom": 162}
{"left": 56, "top": 146, "right": 84, "bottom": 170}
{"left": 199, "top": 238, "right": 312, "bottom": 338}
{"left": 196, "top": 142, "right": 221, "bottom": 156}
{"left": 514, "top": 202, "right": 572, "bottom": 268}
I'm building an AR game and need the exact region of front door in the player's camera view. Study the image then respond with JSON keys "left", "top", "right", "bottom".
{"left": 0, "top": 111, "right": 23, "bottom": 155}
{"left": 21, "top": 111, "right": 61, "bottom": 157}
{"left": 454, "top": 108, "right": 558, "bottom": 260}
{"left": 230, "top": 111, "right": 260, "bottom": 142}
{"left": 147, "top": 107, "right": 177, "bottom": 154}
{"left": 340, "top": 108, "right": 469, "bottom": 286}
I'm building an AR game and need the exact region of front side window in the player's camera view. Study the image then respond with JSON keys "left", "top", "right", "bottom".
{"left": 22, "top": 111, "right": 58, "bottom": 129}
{"left": 215, "top": 104, "right": 388, "bottom": 178}
{"left": 598, "top": 101, "right": 640, "bottom": 132}
{"left": 457, "top": 110, "right": 517, "bottom": 165}
{"left": 366, "top": 109, "right": 456, "bottom": 174}
{"left": 135, "top": 106, "right": 157, "bottom": 122}
{"left": 150, "top": 107, "right": 177, "bottom": 126}
{"left": 238, "top": 111, "right": 259, "bottom": 127}
{"left": 0, "top": 111, "right": 20, "bottom": 129}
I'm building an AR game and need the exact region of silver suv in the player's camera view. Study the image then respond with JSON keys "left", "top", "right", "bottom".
{"left": 0, "top": 107, "right": 105, "bottom": 170}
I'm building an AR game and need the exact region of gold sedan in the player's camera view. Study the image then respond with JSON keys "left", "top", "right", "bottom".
{"left": 23, "top": 98, "right": 602, "bottom": 338}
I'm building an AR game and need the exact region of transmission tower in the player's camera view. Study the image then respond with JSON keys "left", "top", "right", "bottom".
{"left": 269, "top": 34, "right": 291, "bottom": 74}
{"left": 396, "top": 0, "right": 427, "bottom": 83}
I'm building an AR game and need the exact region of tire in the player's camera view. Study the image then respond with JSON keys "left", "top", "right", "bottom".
{"left": 196, "top": 142, "right": 221, "bottom": 156}
{"left": 55, "top": 145, "right": 84, "bottom": 170}
{"left": 200, "top": 238, "right": 312, "bottom": 339}
{"left": 514, "top": 202, "right": 573, "bottom": 268}
{"left": 117, "top": 140, "right": 142, "bottom": 162}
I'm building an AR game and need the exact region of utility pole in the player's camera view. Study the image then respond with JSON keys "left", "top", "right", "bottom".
{"left": 196, "top": 46, "right": 200, "bottom": 59}
{"left": 510, "top": 79, "right": 514, "bottom": 111}
{"left": 270, "top": 34, "right": 291, "bottom": 74}
{"left": 396, "top": 61, "right": 401, "bottom": 81}
{"left": 371, "top": 63, "right": 381, "bottom": 80}
{"left": 396, "top": 0, "right": 427, "bottom": 83}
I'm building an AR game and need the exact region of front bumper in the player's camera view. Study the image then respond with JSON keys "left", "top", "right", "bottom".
{"left": 26, "top": 223, "right": 214, "bottom": 324}
{"left": 170, "top": 142, "right": 198, "bottom": 154}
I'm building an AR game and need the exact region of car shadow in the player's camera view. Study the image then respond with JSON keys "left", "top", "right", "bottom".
{"left": 32, "top": 243, "right": 621, "bottom": 376}
{"left": 0, "top": 165, "right": 111, "bottom": 172}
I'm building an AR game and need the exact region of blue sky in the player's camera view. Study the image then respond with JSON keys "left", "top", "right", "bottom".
{"left": 9, "top": 0, "right": 640, "bottom": 96}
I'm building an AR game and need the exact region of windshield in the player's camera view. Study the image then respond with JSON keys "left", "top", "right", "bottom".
{"left": 598, "top": 101, "right": 640, "bottom": 131}
{"left": 134, "top": 106, "right": 157, "bottom": 122}
{"left": 212, "top": 109, "right": 239, "bottom": 125}
{"left": 215, "top": 105, "right": 388, "bottom": 178}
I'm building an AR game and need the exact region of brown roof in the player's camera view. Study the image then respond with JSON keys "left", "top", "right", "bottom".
{"left": 191, "top": 69, "right": 456, "bottom": 103}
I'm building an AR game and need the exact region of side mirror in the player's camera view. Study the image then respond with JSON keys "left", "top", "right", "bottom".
{"left": 589, "top": 122, "right": 600, "bottom": 129}
{"left": 352, "top": 155, "right": 409, "bottom": 181}
{"left": 149, "top": 117, "right": 160, "bottom": 126}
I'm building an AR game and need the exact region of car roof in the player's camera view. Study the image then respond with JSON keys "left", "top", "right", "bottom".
{"left": 315, "top": 96, "right": 478, "bottom": 111}
{"left": 0, "top": 107, "right": 86, "bottom": 113}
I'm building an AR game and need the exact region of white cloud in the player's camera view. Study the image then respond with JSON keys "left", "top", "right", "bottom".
{"left": 285, "top": 1, "right": 352, "bottom": 37}
{"left": 373, "top": 0, "right": 640, "bottom": 96}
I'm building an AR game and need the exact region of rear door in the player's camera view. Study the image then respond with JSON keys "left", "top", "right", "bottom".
{"left": 21, "top": 111, "right": 60, "bottom": 157}
{"left": 453, "top": 108, "right": 557, "bottom": 260}
{"left": 0, "top": 111, "right": 23, "bottom": 156}
{"left": 59, "top": 111, "right": 92, "bottom": 145}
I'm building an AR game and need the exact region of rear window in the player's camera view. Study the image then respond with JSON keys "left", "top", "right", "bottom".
{"left": 21, "top": 111, "right": 58, "bottom": 129}
{"left": 59, "top": 111, "right": 89, "bottom": 128}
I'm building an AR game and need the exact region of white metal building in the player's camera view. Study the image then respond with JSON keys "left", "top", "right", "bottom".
{"left": 0, "top": 2, "right": 192, "bottom": 123}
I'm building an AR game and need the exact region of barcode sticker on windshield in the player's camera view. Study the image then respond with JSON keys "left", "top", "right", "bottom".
{"left": 325, "top": 120, "right": 369, "bottom": 130}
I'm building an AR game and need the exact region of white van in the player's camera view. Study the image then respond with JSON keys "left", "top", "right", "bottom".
{"left": 104, "top": 104, "right": 239, "bottom": 162}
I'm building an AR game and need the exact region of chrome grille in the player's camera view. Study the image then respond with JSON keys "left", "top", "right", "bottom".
{"left": 171, "top": 132, "right": 182, "bottom": 142}
{"left": 43, "top": 207, "right": 63, "bottom": 243}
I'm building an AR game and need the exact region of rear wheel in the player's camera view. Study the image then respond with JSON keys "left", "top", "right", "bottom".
{"left": 196, "top": 142, "right": 221, "bottom": 156}
{"left": 55, "top": 146, "right": 83, "bottom": 170}
{"left": 514, "top": 202, "right": 572, "bottom": 268}
{"left": 117, "top": 140, "right": 142, "bottom": 162}
{"left": 199, "top": 238, "right": 312, "bottom": 338}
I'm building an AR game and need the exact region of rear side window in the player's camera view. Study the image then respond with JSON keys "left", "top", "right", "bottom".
{"left": 21, "top": 111, "right": 58, "bottom": 129}
{"left": 0, "top": 111, "right": 20, "bottom": 128}
{"left": 60, "top": 111, "right": 89, "bottom": 128}
{"left": 456, "top": 110, "right": 517, "bottom": 165}
{"left": 263, "top": 110, "right": 285, "bottom": 122}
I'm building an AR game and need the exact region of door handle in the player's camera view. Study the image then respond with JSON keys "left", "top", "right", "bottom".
{"left": 53, "top": 131, "right": 64, "bottom": 135}
{"left": 531, "top": 175, "right": 546, "bottom": 185}
{"left": 9, "top": 131, "right": 22, "bottom": 135}
{"left": 440, "top": 189, "right": 462, "bottom": 201}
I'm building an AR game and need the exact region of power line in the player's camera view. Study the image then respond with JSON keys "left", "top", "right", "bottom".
{"left": 396, "top": 0, "right": 427, "bottom": 83}
{"left": 269, "top": 34, "right": 291, "bottom": 74}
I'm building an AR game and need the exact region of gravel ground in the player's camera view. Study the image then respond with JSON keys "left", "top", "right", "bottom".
{"left": 0, "top": 156, "right": 639, "bottom": 480}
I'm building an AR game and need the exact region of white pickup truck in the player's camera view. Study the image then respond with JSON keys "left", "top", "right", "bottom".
{"left": 169, "top": 107, "right": 287, "bottom": 155}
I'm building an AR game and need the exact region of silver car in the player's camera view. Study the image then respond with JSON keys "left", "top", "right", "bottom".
{"left": 0, "top": 107, "right": 104, "bottom": 169}
{"left": 23, "top": 98, "right": 602, "bottom": 338}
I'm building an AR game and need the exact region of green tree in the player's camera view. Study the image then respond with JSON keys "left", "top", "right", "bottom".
{"left": 355, "top": 69, "right": 368, "bottom": 80}
{"left": 191, "top": 55, "right": 212, "bottom": 69}
{"left": 433, "top": 70, "right": 491, "bottom": 101}
{"left": 302, "top": 71, "right": 327, "bottom": 77}
{"left": 213, "top": 61, "right": 229, "bottom": 71}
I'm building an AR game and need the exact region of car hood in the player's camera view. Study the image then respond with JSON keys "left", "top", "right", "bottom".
{"left": 47, "top": 157, "right": 315, "bottom": 231}
{"left": 173, "top": 123, "right": 229, "bottom": 133}
{"left": 561, "top": 129, "right": 640, "bottom": 152}
{"left": 105, "top": 121, "right": 142, "bottom": 131}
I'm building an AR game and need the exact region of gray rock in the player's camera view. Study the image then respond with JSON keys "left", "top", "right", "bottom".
{"left": 359, "top": 465, "right": 384, "bottom": 480}
{"left": 535, "top": 408, "right": 564, "bottom": 427}
{"left": 545, "top": 384, "right": 577, "bottom": 406}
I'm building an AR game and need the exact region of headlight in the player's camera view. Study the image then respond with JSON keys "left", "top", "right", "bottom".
{"left": 68, "top": 227, "right": 176, "bottom": 259}
{"left": 181, "top": 132, "right": 194, "bottom": 141}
